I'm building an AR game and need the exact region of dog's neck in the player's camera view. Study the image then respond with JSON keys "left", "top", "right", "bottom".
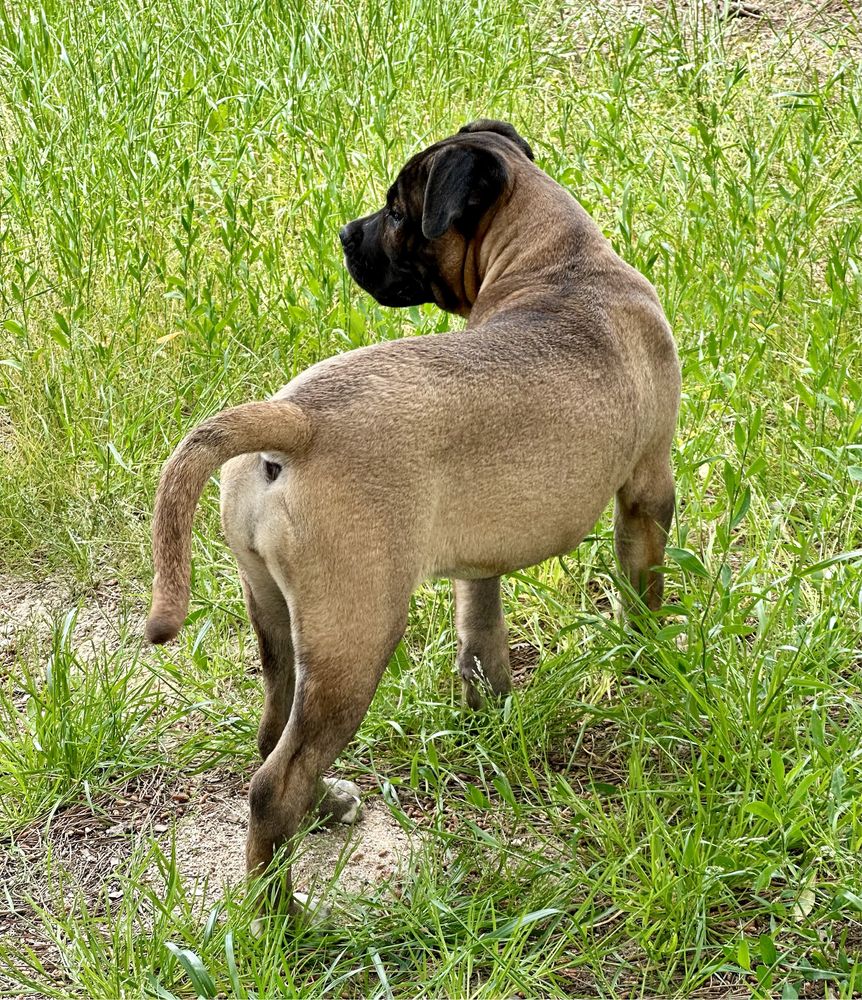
{"left": 465, "top": 169, "right": 605, "bottom": 326}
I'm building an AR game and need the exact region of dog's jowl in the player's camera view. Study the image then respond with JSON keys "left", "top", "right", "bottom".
{"left": 146, "top": 120, "right": 681, "bottom": 922}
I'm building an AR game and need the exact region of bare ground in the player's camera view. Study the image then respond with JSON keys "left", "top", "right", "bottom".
{"left": 0, "top": 574, "right": 130, "bottom": 667}
{"left": 0, "top": 767, "right": 416, "bottom": 995}
{"left": 0, "top": 576, "right": 417, "bottom": 993}
{"left": 167, "top": 775, "right": 415, "bottom": 908}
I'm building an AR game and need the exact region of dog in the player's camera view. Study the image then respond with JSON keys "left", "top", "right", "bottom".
{"left": 146, "top": 120, "right": 681, "bottom": 918}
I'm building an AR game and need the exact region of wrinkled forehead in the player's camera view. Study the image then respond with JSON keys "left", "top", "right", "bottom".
{"left": 385, "top": 156, "right": 426, "bottom": 208}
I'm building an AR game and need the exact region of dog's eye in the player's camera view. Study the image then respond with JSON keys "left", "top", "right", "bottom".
{"left": 388, "top": 206, "right": 404, "bottom": 225}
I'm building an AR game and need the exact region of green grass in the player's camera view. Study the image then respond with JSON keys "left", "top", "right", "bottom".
{"left": 1, "top": 0, "right": 862, "bottom": 995}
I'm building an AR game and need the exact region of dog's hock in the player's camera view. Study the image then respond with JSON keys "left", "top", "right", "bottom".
{"left": 458, "top": 653, "right": 492, "bottom": 710}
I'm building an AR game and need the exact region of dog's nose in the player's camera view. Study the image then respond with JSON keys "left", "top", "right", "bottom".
{"left": 339, "top": 223, "right": 360, "bottom": 251}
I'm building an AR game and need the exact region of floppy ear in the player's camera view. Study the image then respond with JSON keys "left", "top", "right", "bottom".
{"left": 458, "top": 120, "right": 534, "bottom": 161}
{"left": 422, "top": 144, "right": 509, "bottom": 240}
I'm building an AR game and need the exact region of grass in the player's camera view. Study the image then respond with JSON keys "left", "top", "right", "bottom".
{"left": 1, "top": 0, "right": 861, "bottom": 995}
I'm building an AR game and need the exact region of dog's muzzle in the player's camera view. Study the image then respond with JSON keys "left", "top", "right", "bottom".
{"left": 339, "top": 214, "right": 430, "bottom": 308}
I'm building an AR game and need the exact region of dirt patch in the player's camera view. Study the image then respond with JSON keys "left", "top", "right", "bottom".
{"left": 0, "top": 767, "right": 417, "bottom": 993}
{"left": 0, "top": 574, "right": 131, "bottom": 668}
{"left": 559, "top": 0, "right": 860, "bottom": 76}
{"left": 730, "top": 0, "right": 859, "bottom": 31}
{"left": 168, "top": 775, "right": 415, "bottom": 910}
{"left": 726, "top": 0, "right": 862, "bottom": 79}
{"left": 0, "top": 409, "right": 12, "bottom": 453}
{"left": 0, "top": 767, "right": 191, "bottom": 995}
{"left": 1, "top": 770, "right": 193, "bottom": 927}
{"left": 3, "top": 769, "right": 415, "bottom": 915}
{"left": 510, "top": 640, "right": 541, "bottom": 687}
{"left": 572, "top": 0, "right": 859, "bottom": 31}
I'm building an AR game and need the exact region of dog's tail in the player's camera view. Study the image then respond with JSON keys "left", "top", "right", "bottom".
{"left": 146, "top": 400, "right": 312, "bottom": 645}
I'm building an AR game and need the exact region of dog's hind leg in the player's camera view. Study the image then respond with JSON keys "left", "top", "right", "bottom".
{"left": 245, "top": 582, "right": 409, "bottom": 914}
{"left": 243, "top": 563, "right": 365, "bottom": 826}
{"left": 454, "top": 577, "right": 511, "bottom": 709}
{"left": 240, "top": 565, "right": 296, "bottom": 763}
{"left": 614, "top": 452, "right": 675, "bottom": 619}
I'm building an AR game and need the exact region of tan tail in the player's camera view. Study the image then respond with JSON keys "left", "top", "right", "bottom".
{"left": 146, "top": 400, "right": 312, "bottom": 645}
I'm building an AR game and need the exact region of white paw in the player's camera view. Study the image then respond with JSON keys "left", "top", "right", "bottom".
{"left": 320, "top": 777, "right": 363, "bottom": 825}
{"left": 294, "top": 891, "right": 331, "bottom": 923}
{"left": 338, "top": 797, "right": 361, "bottom": 825}
{"left": 248, "top": 892, "right": 331, "bottom": 936}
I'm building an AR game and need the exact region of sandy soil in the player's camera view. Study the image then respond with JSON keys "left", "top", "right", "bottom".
{"left": 167, "top": 776, "right": 415, "bottom": 908}
{"left": 0, "top": 574, "right": 129, "bottom": 667}
{"left": 0, "top": 766, "right": 417, "bottom": 994}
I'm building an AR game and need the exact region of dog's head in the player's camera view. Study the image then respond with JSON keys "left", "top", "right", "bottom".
{"left": 339, "top": 120, "right": 534, "bottom": 313}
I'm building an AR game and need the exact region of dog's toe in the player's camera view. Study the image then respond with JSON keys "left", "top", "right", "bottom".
{"left": 318, "top": 777, "right": 363, "bottom": 825}
{"left": 293, "top": 890, "right": 331, "bottom": 924}
{"left": 249, "top": 892, "right": 332, "bottom": 937}
{"left": 337, "top": 796, "right": 362, "bottom": 825}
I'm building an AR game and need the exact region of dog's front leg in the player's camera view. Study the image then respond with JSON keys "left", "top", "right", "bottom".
{"left": 454, "top": 577, "right": 512, "bottom": 709}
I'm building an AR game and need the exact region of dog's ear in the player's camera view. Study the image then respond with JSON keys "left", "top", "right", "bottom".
{"left": 422, "top": 144, "right": 509, "bottom": 240}
{"left": 458, "top": 120, "right": 534, "bottom": 161}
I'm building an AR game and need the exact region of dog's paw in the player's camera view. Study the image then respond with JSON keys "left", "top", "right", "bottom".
{"left": 318, "top": 777, "right": 363, "bottom": 825}
{"left": 249, "top": 892, "right": 331, "bottom": 937}
{"left": 293, "top": 890, "right": 331, "bottom": 922}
